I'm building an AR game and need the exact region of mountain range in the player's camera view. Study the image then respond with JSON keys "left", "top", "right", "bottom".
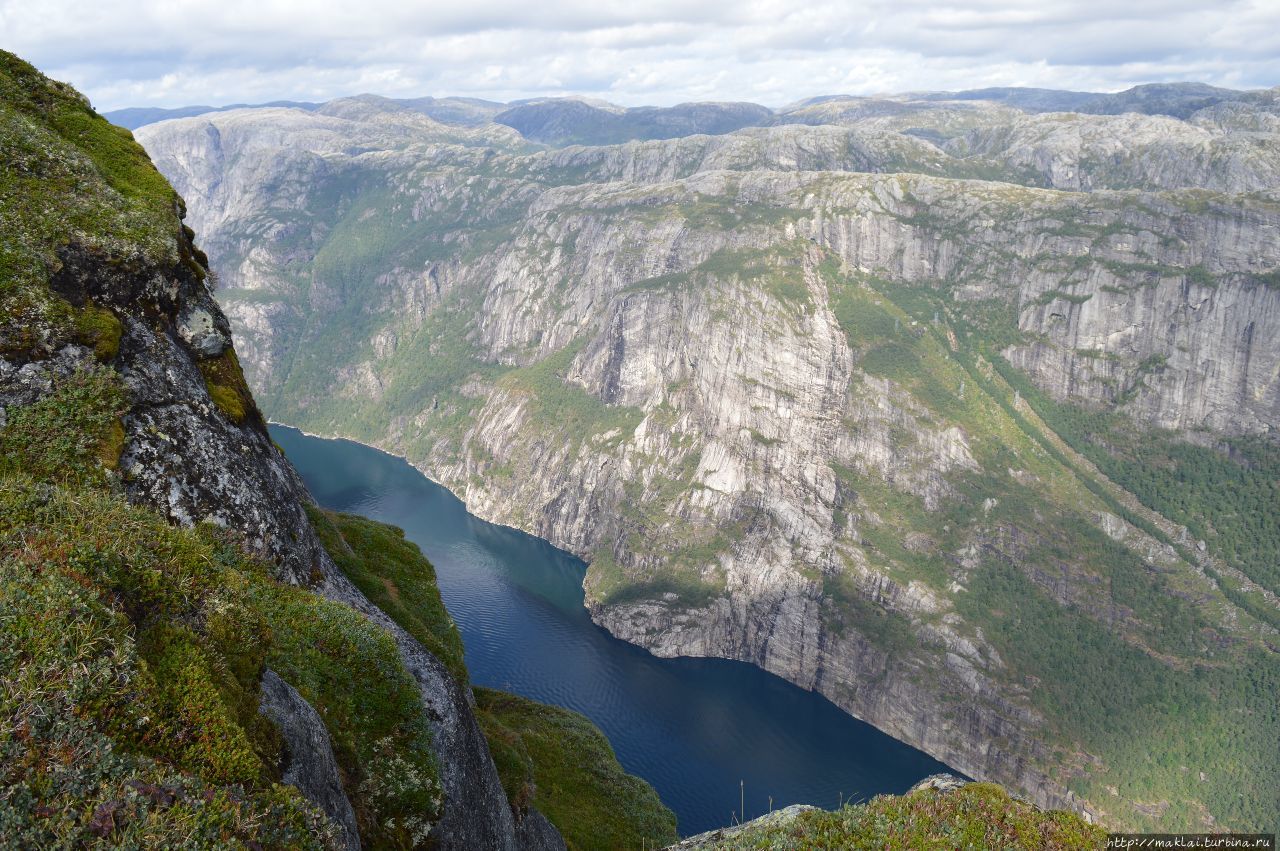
{"left": 124, "top": 75, "right": 1280, "bottom": 834}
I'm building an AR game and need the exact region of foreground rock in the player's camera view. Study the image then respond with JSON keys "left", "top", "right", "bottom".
{"left": 668, "top": 775, "right": 1104, "bottom": 850}
{"left": 0, "top": 51, "right": 565, "bottom": 850}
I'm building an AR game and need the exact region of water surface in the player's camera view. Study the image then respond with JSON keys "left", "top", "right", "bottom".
{"left": 273, "top": 424, "right": 953, "bottom": 836}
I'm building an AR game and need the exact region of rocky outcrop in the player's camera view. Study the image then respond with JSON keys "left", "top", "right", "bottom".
{"left": 259, "top": 669, "right": 361, "bottom": 850}
{"left": 668, "top": 772, "right": 1083, "bottom": 849}
{"left": 668, "top": 804, "right": 818, "bottom": 849}
{"left": 8, "top": 217, "right": 559, "bottom": 850}
{"left": 514, "top": 810, "right": 569, "bottom": 851}
{"left": 317, "top": 568, "right": 527, "bottom": 849}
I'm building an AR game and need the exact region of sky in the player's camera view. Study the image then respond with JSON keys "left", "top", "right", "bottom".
{"left": 2, "top": 0, "right": 1277, "bottom": 112}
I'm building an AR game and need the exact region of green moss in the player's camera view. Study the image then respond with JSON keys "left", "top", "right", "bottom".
{"left": 99, "top": 416, "right": 127, "bottom": 469}
{"left": 198, "top": 350, "right": 255, "bottom": 426}
{"left": 73, "top": 303, "right": 123, "bottom": 361}
{"left": 208, "top": 383, "right": 247, "bottom": 424}
{"left": 473, "top": 688, "right": 678, "bottom": 850}
{"left": 0, "top": 51, "right": 180, "bottom": 349}
{"left": 710, "top": 783, "right": 1105, "bottom": 849}
{"left": 0, "top": 52, "right": 460, "bottom": 848}
{"left": 136, "top": 622, "right": 268, "bottom": 786}
{"left": 308, "top": 506, "right": 468, "bottom": 685}
{"left": 0, "top": 364, "right": 126, "bottom": 484}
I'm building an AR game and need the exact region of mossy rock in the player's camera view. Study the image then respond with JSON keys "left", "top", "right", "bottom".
{"left": 73, "top": 303, "right": 123, "bottom": 361}
{"left": 701, "top": 782, "right": 1106, "bottom": 850}
{"left": 198, "top": 349, "right": 256, "bottom": 426}
{"left": 473, "top": 687, "right": 678, "bottom": 851}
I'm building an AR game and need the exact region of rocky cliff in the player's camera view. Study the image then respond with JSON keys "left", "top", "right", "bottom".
{"left": 134, "top": 86, "right": 1280, "bottom": 832}
{"left": 0, "top": 51, "right": 584, "bottom": 850}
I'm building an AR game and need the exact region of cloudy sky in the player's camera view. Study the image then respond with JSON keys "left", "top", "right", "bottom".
{"left": 2, "top": 0, "right": 1277, "bottom": 111}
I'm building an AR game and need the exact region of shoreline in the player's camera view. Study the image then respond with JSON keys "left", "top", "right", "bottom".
{"left": 268, "top": 419, "right": 1077, "bottom": 820}
{"left": 268, "top": 419, "right": 593, "bottom": 557}
{"left": 270, "top": 418, "right": 978, "bottom": 837}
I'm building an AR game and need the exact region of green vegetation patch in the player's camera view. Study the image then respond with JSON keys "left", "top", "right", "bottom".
{"left": 0, "top": 364, "right": 126, "bottom": 483}
{"left": 0, "top": 477, "right": 338, "bottom": 848}
{"left": 73, "top": 303, "right": 123, "bottom": 362}
{"left": 820, "top": 572, "right": 916, "bottom": 653}
{"left": 309, "top": 506, "right": 467, "bottom": 685}
{"left": 709, "top": 783, "right": 1105, "bottom": 850}
{"left": 0, "top": 50, "right": 179, "bottom": 346}
{"left": 990, "top": 355, "right": 1280, "bottom": 600}
{"left": 500, "top": 339, "right": 643, "bottom": 452}
{"left": 198, "top": 350, "right": 257, "bottom": 426}
{"left": 472, "top": 688, "right": 678, "bottom": 851}
{"left": 955, "top": 558, "right": 1280, "bottom": 832}
{"left": 0, "top": 466, "right": 446, "bottom": 847}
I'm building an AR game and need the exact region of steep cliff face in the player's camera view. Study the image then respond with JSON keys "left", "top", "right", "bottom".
{"left": 135, "top": 91, "right": 1280, "bottom": 832}
{"left": 0, "top": 52, "right": 570, "bottom": 850}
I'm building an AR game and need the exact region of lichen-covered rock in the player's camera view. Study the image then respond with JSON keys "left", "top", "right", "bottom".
{"left": 909, "top": 773, "right": 971, "bottom": 795}
{"left": 669, "top": 805, "right": 818, "bottom": 849}
{"left": 665, "top": 781, "right": 1105, "bottom": 849}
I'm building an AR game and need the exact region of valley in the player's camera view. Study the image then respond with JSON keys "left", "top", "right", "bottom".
{"left": 131, "top": 84, "right": 1280, "bottom": 833}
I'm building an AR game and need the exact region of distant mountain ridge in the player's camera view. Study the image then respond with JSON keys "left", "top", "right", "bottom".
{"left": 108, "top": 81, "right": 1275, "bottom": 141}
{"left": 105, "top": 100, "right": 323, "bottom": 129}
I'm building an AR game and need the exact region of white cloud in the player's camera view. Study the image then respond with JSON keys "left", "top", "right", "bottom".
{"left": 1, "top": 0, "right": 1275, "bottom": 111}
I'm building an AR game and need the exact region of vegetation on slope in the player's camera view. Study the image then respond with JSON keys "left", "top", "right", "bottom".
{"left": 308, "top": 502, "right": 680, "bottom": 849}
{"left": 839, "top": 270, "right": 1280, "bottom": 832}
{"left": 0, "top": 369, "right": 453, "bottom": 847}
{"left": 473, "top": 688, "right": 679, "bottom": 851}
{"left": 0, "top": 51, "right": 463, "bottom": 848}
{"left": 0, "top": 50, "right": 181, "bottom": 354}
{"left": 695, "top": 783, "right": 1105, "bottom": 850}
{"left": 308, "top": 507, "right": 468, "bottom": 684}
{"left": 0, "top": 470, "right": 336, "bottom": 847}
{"left": 990, "top": 356, "right": 1280, "bottom": 601}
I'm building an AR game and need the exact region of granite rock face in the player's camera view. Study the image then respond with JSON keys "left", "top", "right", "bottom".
{"left": 259, "top": 669, "right": 361, "bottom": 850}
{"left": 133, "top": 92, "right": 1280, "bottom": 827}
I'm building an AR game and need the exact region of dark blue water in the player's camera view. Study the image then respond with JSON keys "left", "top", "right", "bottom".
{"left": 272, "top": 424, "right": 953, "bottom": 836}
